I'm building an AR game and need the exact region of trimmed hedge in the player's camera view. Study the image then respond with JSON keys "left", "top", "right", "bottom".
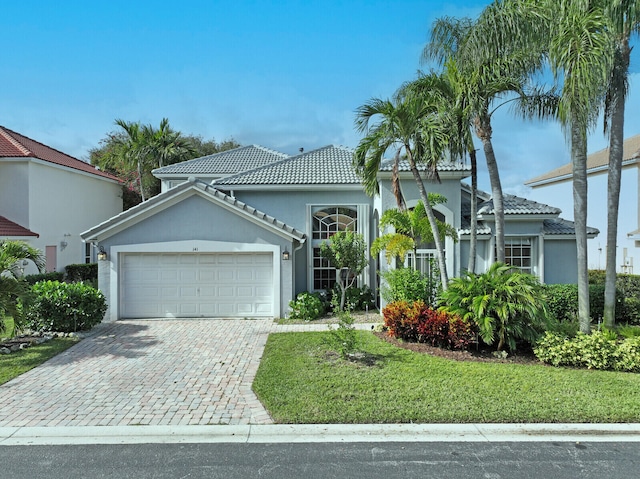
{"left": 544, "top": 283, "right": 632, "bottom": 324}
{"left": 65, "top": 263, "right": 98, "bottom": 283}
{"left": 24, "top": 271, "right": 64, "bottom": 285}
{"left": 21, "top": 280, "right": 106, "bottom": 332}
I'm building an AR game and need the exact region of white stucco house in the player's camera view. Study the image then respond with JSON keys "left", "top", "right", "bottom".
{"left": 82, "top": 144, "right": 596, "bottom": 322}
{"left": 526, "top": 134, "right": 640, "bottom": 272}
{"left": 0, "top": 126, "right": 123, "bottom": 274}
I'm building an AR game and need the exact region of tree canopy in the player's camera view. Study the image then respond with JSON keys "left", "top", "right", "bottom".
{"left": 89, "top": 119, "right": 240, "bottom": 207}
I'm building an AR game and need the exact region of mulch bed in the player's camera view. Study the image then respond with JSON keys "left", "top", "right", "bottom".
{"left": 373, "top": 331, "right": 541, "bottom": 365}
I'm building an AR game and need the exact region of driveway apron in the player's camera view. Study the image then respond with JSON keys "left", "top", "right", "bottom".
{"left": 0, "top": 319, "right": 275, "bottom": 427}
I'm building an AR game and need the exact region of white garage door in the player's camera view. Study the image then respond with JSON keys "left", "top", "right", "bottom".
{"left": 120, "top": 252, "right": 274, "bottom": 318}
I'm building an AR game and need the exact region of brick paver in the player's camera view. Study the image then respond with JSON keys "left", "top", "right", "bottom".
{"left": 0, "top": 319, "right": 379, "bottom": 428}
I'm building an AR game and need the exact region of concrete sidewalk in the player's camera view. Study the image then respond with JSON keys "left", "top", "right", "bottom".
{"left": 1, "top": 423, "right": 639, "bottom": 445}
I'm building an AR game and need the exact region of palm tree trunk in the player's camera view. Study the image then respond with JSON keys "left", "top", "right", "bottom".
{"left": 405, "top": 152, "right": 449, "bottom": 289}
{"left": 467, "top": 149, "right": 478, "bottom": 273}
{"left": 603, "top": 41, "right": 630, "bottom": 329}
{"left": 475, "top": 113, "right": 505, "bottom": 263}
{"left": 571, "top": 122, "right": 591, "bottom": 333}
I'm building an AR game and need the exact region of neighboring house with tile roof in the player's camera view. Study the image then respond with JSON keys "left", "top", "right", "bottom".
{"left": 526, "top": 134, "right": 640, "bottom": 272}
{"left": 83, "top": 144, "right": 594, "bottom": 321}
{"left": 0, "top": 126, "right": 123, "bottom": 274}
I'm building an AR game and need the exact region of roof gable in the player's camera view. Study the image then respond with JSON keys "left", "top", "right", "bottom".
{"left": 526, "top": 134, "right": 640, "bottom": 187}
{"left": 81, "top": 179, "right": 306, "bottom": 243}
{"left": 0, "top": 216, "right": 39, "bottom": 237}
{"left": 152, "top": 145, "right": 288, "bottom": 176}
{"left": 0, "top": 126, "right": 120, "bottom": 182}
{"left": 214, "top": 145, "right": 360, "bottom": 186}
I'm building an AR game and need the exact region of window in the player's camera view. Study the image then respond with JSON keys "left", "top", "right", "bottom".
{"left": 311, "top": 206, "right": 358, "bottom": 290}
{"left": 85, "top": 243, "right": 92, "bottom": 264}
{"left": 407, "top": 250, "right": 438, "bottom": 277}
{"left": 504, "top": 237, "right": 533, "bottom": 274}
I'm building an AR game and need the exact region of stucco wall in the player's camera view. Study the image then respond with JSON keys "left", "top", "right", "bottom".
{"left": 0, "top": 161, "right": 30, "bottom": 227}
{"left": 99, "top": 193, "right": 297, "bottom": 320}
{"left": 543, "top": 239, "right": 579, "bottom": 284}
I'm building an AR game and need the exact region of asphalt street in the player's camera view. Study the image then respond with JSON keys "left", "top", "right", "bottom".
{"left": 2, "top": 441, "right": 639, "bottom": 479}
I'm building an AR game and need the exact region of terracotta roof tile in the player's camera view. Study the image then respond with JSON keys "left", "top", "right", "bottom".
{"left": 0, "top": 216, "right": 39, "bottom": 237}
{"left": 0, "top": 126, "right": 120, "bottom": 182}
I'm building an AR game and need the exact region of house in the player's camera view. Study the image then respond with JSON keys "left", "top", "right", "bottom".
{"left": 0, "top": 126, "right": 123, "bottom": 274}
{"left": 82, "top": 144, "right": 595, "bottom": 321}
{"left": 526, "top": 134, "right": 640, "bottom": 272}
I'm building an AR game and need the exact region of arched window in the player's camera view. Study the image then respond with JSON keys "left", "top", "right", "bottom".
{"left": 311, "top": 206, "right": 358, "bottom": 290}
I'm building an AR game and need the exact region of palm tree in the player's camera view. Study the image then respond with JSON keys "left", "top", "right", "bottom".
{"left": 424, "top": 14, "right": 550, "bottom": 266}
{"left": 0, "top": 240, "right": 44, "bottom": 333}
{"left": 371, "top": 196, "right": 457, "bottom": 267}
{"left": 354, "top": 93, "right": 452, "bottom": 289}
{"left": 601, "top": 0, "right": 640, "bottom": 328}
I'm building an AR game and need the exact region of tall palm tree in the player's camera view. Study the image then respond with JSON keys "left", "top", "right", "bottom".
{"left": 403, "top": 63, "right": 479, "bottom": 272}
{"left": 601, "top": 0, "right": 640, "bottom": 327}
{"left": 0, "top": 240, "right": 44, "bottom": 333}
{"left": 424, "top": 14, "right": 549, "bottom": 266}
{"left": 522, "top": 0, "right": 613, "bottom": 332}
{"left": 354, "top": 94, "right": 452, "bottom": 288}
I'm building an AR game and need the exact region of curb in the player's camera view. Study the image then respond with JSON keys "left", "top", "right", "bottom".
{"left": 1, "top": 423, "right": 639, "bottom": 446}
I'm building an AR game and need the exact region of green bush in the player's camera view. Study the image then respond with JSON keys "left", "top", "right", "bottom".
{"left": 544, "top": 283, "right": 628, "bottom": 324}
{"left": 534, "top": 331, "right": 640, "bottom": 372}
{"left": 333, "top": 285, "right": 375, "bottom": 311}
{"left": 586, "top": 271, "right": 640, "bottom": 325}
{"left": 440, "top": 262, "right": 550, "bottom": 351}
{"left": 65, "top": 263, "right": 98, "bottom": 283}
{"left": 288, "top": 292, "right": 325, "bottom": 321}
{"left": 21, "top": 280, "right": 106, "bottom": 332}
{"left": 24, "top": 271, "right": 64, "bottom": 285}
{"left": 381, "top": 268, "right": 435, "bottom": 305}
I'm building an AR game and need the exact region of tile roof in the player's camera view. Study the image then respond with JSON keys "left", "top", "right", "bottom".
{"left": 152, "top": 145, "right": 288, "bottom": 176}
{"left": 214, "top": 145, "right": 361, "bottom": 186}
{"left": 526, "top": 133, "right": 640, "bottom": 186}
{"left": 379, "top": 158, "right": 470, "bottom": 173}
{"left": 81, "top": 179, "right": 306, "bottom": 243}
{"left": 0, "top": 216, "right": 39, "bottom": 237}
{"left": 543, "top": 218, "right": 599, "bottom": 236}
{"left": 478, "top": 194, "right": 561, "bottom": 216}
{"left": 0, "top": 126, "right": 120, "bottom": 181}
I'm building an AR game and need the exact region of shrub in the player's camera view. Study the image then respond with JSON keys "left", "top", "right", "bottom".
{"left": 21, "top": 280, "right": 106, "bottom": 332}
{"left": 382, "top": 300, "right": 475, "bottom": 350}
{"left": 544, "top": 283, "right": 628, "bottom": 324}
{"left": 339, "top": 285, "right": 376, "bottom": 311}
{"left": 288, "top": 292, "right": 325, "bottom": 321}
{"left": 24, "top": 271, "right": 64, "bottom": 285}
{"left": 440, "top": 262, "right": 550, "bottom": 351}
{"left": 65, "top": 263, "right": 98, "bottom": 283}
{"left": 381, "top": 268, "right": 434, "bottom": 305}
{"left": 534, "top": 331, "right": 640, "bottom": 372}
{"left": 328, "top": 308, "right": 358, "bottom": 358}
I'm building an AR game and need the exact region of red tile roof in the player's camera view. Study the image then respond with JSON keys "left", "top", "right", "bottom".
{"left": 0, "top": 126, "right": 120, "bottom": 182}
{"left": 0, "top": 216, "right": 39, "bottom": 237}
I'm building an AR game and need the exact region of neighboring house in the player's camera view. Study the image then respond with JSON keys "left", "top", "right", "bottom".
{"left": 82, "top": 144, "right": 595, "bottom": 321}
{"left": 0, "top": 126, "right": 123, "bottom": 274}
{"left": 526, "top": 134, "right": 640, "bottom": 272}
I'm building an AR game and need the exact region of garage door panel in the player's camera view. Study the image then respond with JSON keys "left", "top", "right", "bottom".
{"left": 121, "top": 252, "right": 274, "bottom": 319}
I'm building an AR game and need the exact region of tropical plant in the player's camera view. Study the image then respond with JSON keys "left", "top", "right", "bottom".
{"left": 601, "top": 0, "right": 640, "bottom": 328}
{"left": 319, "top": 231, "right": 368, "bottom": 311}
{"left": 440, "top": 262, "right": 550, "bottom": 351}
{"left": 354, "top": 91, "right": 453, "bottom": 289}
{"left": 0, "top": 240, "right": 45, "bottom": 333}
{"left": 371, "top": 196, "right": 457, "bottom": 266}
{"left": 380, "top": 267, "right": 438, "bottom": 306}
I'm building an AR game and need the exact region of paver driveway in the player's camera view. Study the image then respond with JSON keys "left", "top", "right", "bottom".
{"left": 0, "top": 319, "right": 275, "bottom": 427}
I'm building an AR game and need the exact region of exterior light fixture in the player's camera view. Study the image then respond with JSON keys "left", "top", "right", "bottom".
{"left": 97, "top": 246, "right": 108, "bottom": 261}
{"left": 282, "top": 248, "right": 290, "bottom": 261}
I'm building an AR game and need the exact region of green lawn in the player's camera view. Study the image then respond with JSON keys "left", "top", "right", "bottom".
{"left": 0, "top": 338, "right": 78, "bottom": 385}
{"left": 253, "top": 331, "right": 640, "bottom": 424}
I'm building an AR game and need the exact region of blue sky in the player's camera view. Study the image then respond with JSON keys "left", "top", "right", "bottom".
{"left": 2, "top": 0, "right": 639, "bottom": 198}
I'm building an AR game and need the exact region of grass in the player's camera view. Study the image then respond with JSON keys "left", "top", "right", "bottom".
{"left": 0, "top": 338, "right": 78, "bottom": 386}
{"left": 253, "top": 331, "right": 640, "bottom": 424}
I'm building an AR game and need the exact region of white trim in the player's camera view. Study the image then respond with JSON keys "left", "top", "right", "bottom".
{"left": 215, "top": 184, "right": 364, "bottom": 192}
{"left": 109, "top": 240, "right": 280, "bottom": 321}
